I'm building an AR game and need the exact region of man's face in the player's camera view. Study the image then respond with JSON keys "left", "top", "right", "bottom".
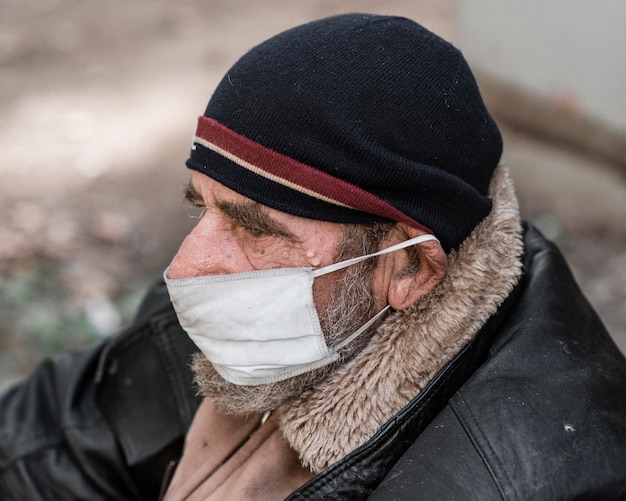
{"left": 169, "top": 172, "right": 386, "bottom": 413}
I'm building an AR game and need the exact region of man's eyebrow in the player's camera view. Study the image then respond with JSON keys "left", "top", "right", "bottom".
{"left": 216, "top": 199, "right": 301, "bottom": 243}
{"left": 183, "top": 182, "right": 203, "bottom": 205}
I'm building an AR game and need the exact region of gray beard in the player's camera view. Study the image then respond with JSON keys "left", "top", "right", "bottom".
{"left": 191, "top": 260, "right": 377, "bottom": 415}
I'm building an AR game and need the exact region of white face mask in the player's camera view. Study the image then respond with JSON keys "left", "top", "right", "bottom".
{"left": 164, "top": 234, "right": 437, "bottom": 386}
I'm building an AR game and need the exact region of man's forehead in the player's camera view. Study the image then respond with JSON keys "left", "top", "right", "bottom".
{"left": 187, "top": 171, "right": 344, "bottom": 237}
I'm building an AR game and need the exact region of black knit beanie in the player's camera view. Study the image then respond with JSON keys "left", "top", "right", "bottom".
{"left": 186, "top": 13, "right": 502, "bottom": 251}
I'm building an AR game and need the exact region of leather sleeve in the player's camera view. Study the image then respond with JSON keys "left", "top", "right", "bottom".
{"left": 0, "top": 340, "right": 142, "bottom": 500}
{"left": 0, "top": 280, "right": 200, "bottom": 500}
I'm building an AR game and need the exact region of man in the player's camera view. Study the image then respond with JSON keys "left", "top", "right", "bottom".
{"left": 1, "top": 13, "right": 625, "bottom": 500}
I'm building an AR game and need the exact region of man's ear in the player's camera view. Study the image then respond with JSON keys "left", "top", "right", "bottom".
{"left": 387, "top": 223, "right": 447, "bottom": 311}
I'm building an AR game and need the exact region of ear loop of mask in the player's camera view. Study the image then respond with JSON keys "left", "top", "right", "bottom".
{"left": 313, "top": 233, "right": 439, "bottom": 353}
{"left": 312, "top": 234, "right": 439, "bottom": 278}
{"left": 332, "top": 305, "right": 391, "bottom": 353}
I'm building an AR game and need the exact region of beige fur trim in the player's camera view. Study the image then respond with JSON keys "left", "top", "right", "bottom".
{"left": 278, "top": 164, "right": 524, "bottom": 473}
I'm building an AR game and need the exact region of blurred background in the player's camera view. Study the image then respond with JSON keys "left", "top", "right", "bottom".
{"left": 1, "top": 0, "right": 625, "bottom": 391}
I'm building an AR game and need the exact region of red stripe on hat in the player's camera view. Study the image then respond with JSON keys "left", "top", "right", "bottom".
{"left": 195, "top": 116, "right": 426, "bottom": 229}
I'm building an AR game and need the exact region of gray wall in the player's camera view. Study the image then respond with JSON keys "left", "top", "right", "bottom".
{"left": 456, "top": 0, "right": 626, "bottom": 133}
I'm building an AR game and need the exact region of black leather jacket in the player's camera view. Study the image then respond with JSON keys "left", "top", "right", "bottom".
{"left": 1, "top": 225, "right": 626, "bottom": 500}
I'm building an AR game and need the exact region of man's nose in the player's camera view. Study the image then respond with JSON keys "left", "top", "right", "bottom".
{"left": 166, "top": 222, "right": 246, "bottom": 279}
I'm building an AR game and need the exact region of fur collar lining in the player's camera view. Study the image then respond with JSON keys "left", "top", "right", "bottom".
{"left": 278, "top": 165, "right": 524, "bottom": 473}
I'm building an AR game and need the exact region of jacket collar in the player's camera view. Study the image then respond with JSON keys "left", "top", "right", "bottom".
{"left": 279, "top": 164, "right": 524, "bottom": 472}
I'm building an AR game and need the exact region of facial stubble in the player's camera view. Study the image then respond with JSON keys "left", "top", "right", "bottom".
{"left": 191, "top": 258, "right": 378, "bottom": 415}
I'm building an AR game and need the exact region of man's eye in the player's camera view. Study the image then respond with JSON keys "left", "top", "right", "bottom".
{"left": 248, "top": 226, "right": 266, "bottom": 238}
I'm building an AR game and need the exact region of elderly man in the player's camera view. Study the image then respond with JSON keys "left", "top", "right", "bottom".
{"left": 1, "top": 13, "right": 625, "bottom": 500}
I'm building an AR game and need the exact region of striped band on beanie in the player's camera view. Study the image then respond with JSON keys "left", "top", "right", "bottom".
{"left": 186, "top": 14, "right": 503, "bottom": 251}
{"left": 191, "top": 116, "right": 432, "bottom": 234}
